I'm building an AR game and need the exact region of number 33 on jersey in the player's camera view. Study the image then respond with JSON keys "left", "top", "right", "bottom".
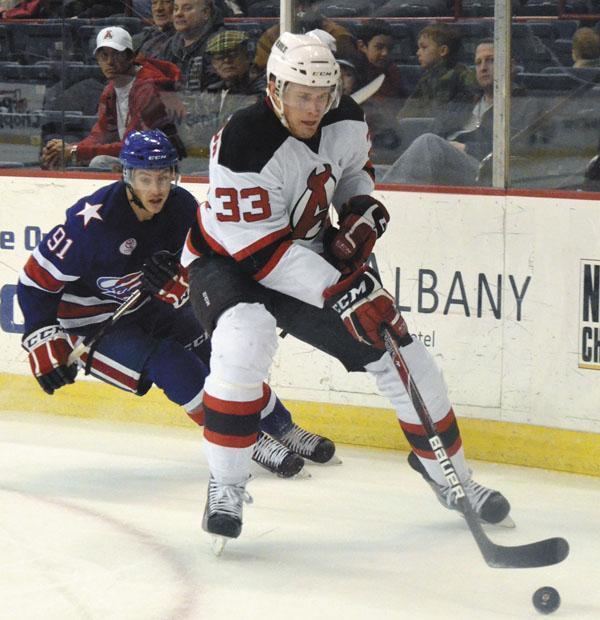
{"left": 182, "top": 95, "right": 376, "bottom": 307}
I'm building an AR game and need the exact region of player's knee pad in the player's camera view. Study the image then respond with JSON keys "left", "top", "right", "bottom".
{"left": 188, "top": 255, "right": 269, "bottom": 334}
{"left": 206, "top": 302, "right": 278, "bottom": 401}
{"left": 365, "top": 340, "right": 451, "bottom": 424}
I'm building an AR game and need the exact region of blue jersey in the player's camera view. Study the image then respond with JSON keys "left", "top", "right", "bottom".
{"left": 18, "top": 180, "right": 198, "bottom": 335}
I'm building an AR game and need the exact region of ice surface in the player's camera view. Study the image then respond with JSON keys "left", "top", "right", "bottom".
{"left": 1, "top": 412, "right": 599, "bottom": 619}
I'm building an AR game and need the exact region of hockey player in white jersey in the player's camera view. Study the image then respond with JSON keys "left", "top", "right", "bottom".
{"left": 181, "top": 31, "right": 511, "bottom": 546}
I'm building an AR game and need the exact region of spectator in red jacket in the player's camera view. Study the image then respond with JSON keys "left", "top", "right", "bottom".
{"left": 42, "top": 26, "right": 185, "bottom": 170}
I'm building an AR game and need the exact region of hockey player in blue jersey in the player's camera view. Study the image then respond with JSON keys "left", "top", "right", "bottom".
{"left": 17, "top": 129, "right": 336, "bottom": 478}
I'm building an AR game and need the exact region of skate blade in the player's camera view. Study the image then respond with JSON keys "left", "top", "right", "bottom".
{"left": 495, "top": 514, "right": 516, "bottom": 529}
{"left": 325, "top": 455, "right": 343, "bottom": 465}
{"left": 290, "top": 469, "right": 312, "bottom": 480}
{"left": 210, "top": 535, "right": 228, "bottom": 556}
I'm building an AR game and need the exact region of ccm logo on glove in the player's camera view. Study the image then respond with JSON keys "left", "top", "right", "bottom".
{"left": 324, "top": 267, "right": 410, "bottom": 350}
{"left": 329, "top": 274, "right": 375, "bottom": 312}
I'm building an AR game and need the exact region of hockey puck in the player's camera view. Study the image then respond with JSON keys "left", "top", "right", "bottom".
{"left": 532, "top": 586, "right": 560, "bottom": 615}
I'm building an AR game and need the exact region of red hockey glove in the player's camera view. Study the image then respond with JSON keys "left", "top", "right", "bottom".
{"left": 326, "top": 196, "right": 389, "bottom": 274}
{"left": 141, "top": 250, "right": 189, "bottom": 308}
{"left": 156, "top": 268, "right": 189, "bottom": 308}
{"left": 22, "top": 325, "right": 77, "bottom": 395}
{"left": 324, "top": 267, "right": 409, "bottom": 350}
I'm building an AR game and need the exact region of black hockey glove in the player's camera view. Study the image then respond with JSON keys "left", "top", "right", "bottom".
{"left": 324, "top": 196, "right": 389, "bottom": 275}
{"left": 141, "top": 251, "right": 181, "bottom": 294}
{"left": 141, "top": 250, "right": 189, "bottom": 308}
{"left": 22, "top": 325, "right": 77, "bottom": 395}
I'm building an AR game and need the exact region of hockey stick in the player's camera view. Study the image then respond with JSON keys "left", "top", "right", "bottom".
{"left": 351, "top": 74, "right": 385, "bottom": 105}
{"left": 381, "top": 327, "right": 569, "bottom": 569}
{"left": 67, "top": 290, "right": 145, "bottom": 365}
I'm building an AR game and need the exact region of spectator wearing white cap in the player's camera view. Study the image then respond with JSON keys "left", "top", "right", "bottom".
{"left": 42, "top": 26, "right": 186, "bottom": 170}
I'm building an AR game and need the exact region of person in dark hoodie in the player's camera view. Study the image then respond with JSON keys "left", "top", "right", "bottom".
{"left": 42, "top": 26, "right": 185, "bottom": 170}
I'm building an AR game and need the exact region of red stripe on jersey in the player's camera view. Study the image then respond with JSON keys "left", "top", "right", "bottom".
{"left": 184, "top": 230, "right": 203, "bottom": 259}
{"left": 23, "top": 255, "right": 64, "bottom": 293}
{"left": 204, "top": 428, "right": 258, "bottom": 448}
{"left": 400, "top": 408, "right": 458, "bottom": 436}
{"left": 197, "top": 206, "right": 228, "bottom": 256}
{"left": 84, "top": 353, "right": 138, "bottom": 392}
{"left": 232, "top": 225, "right": 291, "bottom": 262}
{"left": 58, "top": 300, "right": 118, "bottom": 319}
{"left": 203, "top": 387, "right": 268, "bottom": 416}
{"left": 254, "top": 239, "right": 293, "bottom": 281}
{"left": 363, "top": 159, "right": 375, "bottom": 183}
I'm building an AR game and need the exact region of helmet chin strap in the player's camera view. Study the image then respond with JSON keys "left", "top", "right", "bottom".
{"left": 125, "top": 181, "right": 148, "bottom": 211}
{"left": 267, "top": 82, "right": 289, "bottom": 129}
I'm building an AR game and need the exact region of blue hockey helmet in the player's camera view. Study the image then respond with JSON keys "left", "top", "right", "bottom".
{"left": 120, "top": 129, "right": 179, "bottom": 171}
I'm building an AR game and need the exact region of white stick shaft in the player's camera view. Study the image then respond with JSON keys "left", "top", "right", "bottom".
{"left": 351, "top": 74, "right": 385, "bottom": 105}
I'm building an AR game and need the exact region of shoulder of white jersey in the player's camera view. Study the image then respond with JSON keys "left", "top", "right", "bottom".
{"left": 321, "top": 94, "right": 367, "bottom": 127}
{"left": 218, "top": 98, "right": 289, "bottom": 174}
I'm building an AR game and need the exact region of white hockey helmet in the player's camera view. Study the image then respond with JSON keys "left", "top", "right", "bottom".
{"left": 266, "top": 30, "right": 341, "bottom": 125}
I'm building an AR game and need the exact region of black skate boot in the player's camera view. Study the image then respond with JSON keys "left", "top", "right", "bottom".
{"left": 408, "top": 451, "right": 512, "bottom": 526}
{"left": 202, "top": 475, "right": 253, "bottom": 554}
{"left": 275, "top": 423, "right": 337, "bottom": 463}
{"left": 252, "top": 431, "right": 305, "bottom": 478}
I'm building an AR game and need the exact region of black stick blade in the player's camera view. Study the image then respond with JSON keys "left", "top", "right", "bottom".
{"left": 482, "top": 536, "right": 570, "bottom": 569}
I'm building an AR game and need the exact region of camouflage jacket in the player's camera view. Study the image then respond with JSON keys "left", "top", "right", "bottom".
{"left": 398, "top": 61, "right": 477, "bottom": 121}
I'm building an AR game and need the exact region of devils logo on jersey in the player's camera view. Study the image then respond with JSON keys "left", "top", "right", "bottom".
{"left": 290, "top": 164, "right": 337, "bottom": 240}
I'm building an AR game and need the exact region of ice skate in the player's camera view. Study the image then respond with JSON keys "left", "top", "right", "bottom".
{"left": 408, "top": 451, "right": 514, "bottom": 527}
{"left": 275, "top": 423, "right": 339, "bottom": 464}
{"left": 252, "top": 431, "right": 307, "bottom": 478}
{"left": 202, "top": 475, "right": 253, "bottom": 555}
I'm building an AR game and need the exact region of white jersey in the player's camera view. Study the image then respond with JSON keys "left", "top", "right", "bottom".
{"left": 182, "top": 95, "right": 375, "bottom": 308}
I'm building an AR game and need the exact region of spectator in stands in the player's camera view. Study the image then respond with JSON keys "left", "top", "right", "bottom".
{"left": 41, "top": 26, "right": 185, "bottom": 170}
{"left": 0, "top": 0, "right": 45, "bottom": 18}
{"left": 253, "top": 0, "right": 357, "bottom": 71}
{"left": 354, "top": 19, "right": 405, "bottom": 99}
{"left": 204, "top": 30, "right": 264, "bottom": 95}
{"left": 134, "top": 0, "right": 175, "bottom": 58}
{"left": 337, "top": 57, "right": 359, "bottom": 96}
{"left": 349, "top": 20, "right": 406, "bottom": 164}
{"left": 177, "top": 30, "right": 264, "bottom": 153}
{"left": 572, "top": 27, "right": 600, "bottom": 69}
{"left": 398, "top": 23, "right": 475, "bottom": 120}
{"left": 159, "top": 0, "right": 223, "bottom": 91}
{"left": 382, "top": 40, "right": 537, "bottom": 186}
